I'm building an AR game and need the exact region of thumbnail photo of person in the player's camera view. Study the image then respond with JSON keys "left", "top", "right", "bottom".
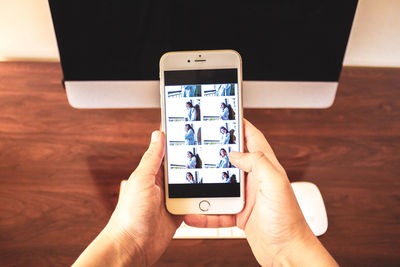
{"left": 221, "top": 171, "right": 237, "bottom": 183}
{"left": 187, "top": 151, "right": 197, "bottom": 169}
{"left": 168, "top": 123, "right": 201, "bottom": 146}
{"left": 202, "top": 84, "right": 236, "bottom": 97}
{"left": 220, "top": 126, "right": 234, "bottom": 144}
{"left": 169, "top": 147, "right": 202, "bottom": 169}
{"left": 186, "top": 151, "right": 202, "bottom": 169}
{"left": 217, "top": 148, "right": 230, "bottom": 168}
{"left": 167, "top": 98, "right": 201, "bottom": 122}
{"left": 220, "top": 102, "right": 234, "bottom": 120}
{"left": 201, "top": 97, "right": 236, "bottom": 121}
{"left": 219, "top": 124, "right": 236, "bottom": 145}
{"left": 168, "top": 170, "right": 203, "bottom": 184}
{"left": 186, "top": 171, "right": 203, "bottom": 184}
{"left": 185, "top": 101, "right": 201, "bottom": 121}
{"left": 184, "top": 124, "right": 196, "bottom": 145}
{"left": 201, "top": 146, "right": 234, "bottom": 168}
{"left": 202, "top": 122, "right": 236, "bottom": 145}
{"left": 166, "top": 85, "right": 201, "bottom": 98}
{"left": 183, "top": 85, "right": 200, "bottom": 97}
{"left": 216, "top": 84, "right": 235, "bottom": 96}
{"left": 200, "top": 169, "right": 240, "bottom": 183}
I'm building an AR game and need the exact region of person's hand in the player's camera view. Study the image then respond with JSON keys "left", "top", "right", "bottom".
{"left": 73, "top": 131, "right": 182, "bottom": 267}
{"left": 184, "top": 119, "right": 289, "bottom": 228}
{"left": 107, "top": 130, "right": 182, "bottom": 265}
{"left": 184, "top": 119, "right": 337, "bottom": 266}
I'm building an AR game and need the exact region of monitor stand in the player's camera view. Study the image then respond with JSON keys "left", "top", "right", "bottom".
{"left": 65, "top": 81, "right": 338, "bottom": 109}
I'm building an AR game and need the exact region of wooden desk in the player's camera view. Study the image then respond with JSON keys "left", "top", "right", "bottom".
{"left": 0, "top": 62, "right": 399, "bottom": 266}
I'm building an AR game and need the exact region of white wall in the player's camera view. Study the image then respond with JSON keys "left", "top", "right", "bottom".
{"left": 0, "top": 0, "right": 59, "bottom": 61}
{"left": 0, "top": 0, "right": 399, "bottom": 66}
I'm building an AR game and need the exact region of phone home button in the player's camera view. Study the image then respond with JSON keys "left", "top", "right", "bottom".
{"left": 199, "top": 200, "right": 210, "bottom": 212}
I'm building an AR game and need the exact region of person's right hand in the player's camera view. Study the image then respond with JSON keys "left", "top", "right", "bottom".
{"left": 185, "top": 119, "right": 338, "bottom": 266}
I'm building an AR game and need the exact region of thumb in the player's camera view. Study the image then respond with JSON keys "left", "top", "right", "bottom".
{"left": 229, "top": 151, "right": 288, "bottom": 186}
{"left": 229, "top": 151, "right": 274, "bottom": 175}
{"left": 129, "top": 130, "right": 165, "bottom": 181}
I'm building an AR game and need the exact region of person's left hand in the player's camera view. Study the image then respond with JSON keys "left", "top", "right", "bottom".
{"left": 106, "top": 130, "right": 182, "bottom": 266}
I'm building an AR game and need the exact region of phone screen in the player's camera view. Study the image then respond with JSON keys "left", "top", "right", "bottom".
{"left": 163, "top": 68, "right": 242, "bottom": 198}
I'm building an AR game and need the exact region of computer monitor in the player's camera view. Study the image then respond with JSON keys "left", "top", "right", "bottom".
{"left": 49, "top": 0, "right": 358, "bottom": 108}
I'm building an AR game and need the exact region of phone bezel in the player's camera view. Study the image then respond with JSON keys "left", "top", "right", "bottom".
{"left": 160, "top": 50, "right": 244, "bottom": 215}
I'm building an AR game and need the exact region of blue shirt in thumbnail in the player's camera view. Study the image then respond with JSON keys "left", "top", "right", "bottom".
{"left": 183, "top": 85, "right": 196, "bottom": 97}
{"left": 187, "top": 156, "right": 197, "bottom": 169}
{"left": 217, "top": 155, "right": 230, "bottom": 168}
{"left": 216, "top": 84, "right": 231, "bottom": 96}
{"left": 186, "top": 107, "right": 197, "bottom": 121}
{"left": 221, "top": 107, "right": 229, "bottom": 120}
{"left": 185, "top": 128, "right": 195, "bottom": 145}
{"left": 220, "top": 132, "right": 230, "bottom": 144}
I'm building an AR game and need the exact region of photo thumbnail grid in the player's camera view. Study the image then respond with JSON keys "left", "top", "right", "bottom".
{"left": 165, "top": 83, "right": 240, "bottom": 185}
{"left": 168, "top": 169, "right": 240, "bottom": 184}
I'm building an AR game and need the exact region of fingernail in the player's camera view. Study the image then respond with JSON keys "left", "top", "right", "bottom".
{"left": 151, "top": 130, "right": 161, "bottom": 143}
{"left": 229, "top": 151, "right": 241, "bottom": 159}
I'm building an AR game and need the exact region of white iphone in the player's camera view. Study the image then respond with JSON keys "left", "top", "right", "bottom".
{"left": 160, "top": 50, "right": 244, "bottom": 214}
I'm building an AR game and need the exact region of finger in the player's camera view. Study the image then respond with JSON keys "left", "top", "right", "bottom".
{"left": 184, "top": 214, "right": 236, "bottom": 228}
{"left": 243, "top": 119, "right": 280, "bottom": 165}
{"left": 154, "top": 166, "right": 164, "bottom": 188}
{"left": 129, "top": 131, "right": 165, "bottom": 180}
{"left": 229, "top": 151, "right": 285, "bottom": 185}
{"left": 235, "top": 172, "right": 259, "bottom": 229}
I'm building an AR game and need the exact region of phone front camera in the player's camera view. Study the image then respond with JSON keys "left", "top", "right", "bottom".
{"left": 187, "top": 59, "right": 191, "bottom": 63}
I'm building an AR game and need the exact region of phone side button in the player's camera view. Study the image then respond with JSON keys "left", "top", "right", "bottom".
{"left": 199, "top": 200, "right": 210, "bottom": 212}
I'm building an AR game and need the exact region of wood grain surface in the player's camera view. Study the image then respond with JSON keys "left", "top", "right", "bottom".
{"left": 0, "top": 62, "right": 399, "bottom": 266}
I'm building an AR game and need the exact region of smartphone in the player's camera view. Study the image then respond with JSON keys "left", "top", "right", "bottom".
{"left": 160, "top": 50, "right": 244, "bottom": 214}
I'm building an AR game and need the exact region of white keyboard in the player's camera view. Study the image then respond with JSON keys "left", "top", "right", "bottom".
{"left": 173, "top": 222, "right": 246, "bottom": 239}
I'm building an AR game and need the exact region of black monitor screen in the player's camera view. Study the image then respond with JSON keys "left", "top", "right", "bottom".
{"left": 49, "top": 0, "right": 358, "bottom": 82}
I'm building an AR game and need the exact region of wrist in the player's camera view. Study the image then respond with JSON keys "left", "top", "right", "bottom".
{"left": 272, "top": 230, "right": 338, "bottom": 267}
{"left": 102, "top": 222, "right": 147, "bottom": 267}
{"left": 272, "top": 230, "right": 314, "bottom": 267}
{"left": 73, "top": 222, "right": 147, "bottom": 267}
